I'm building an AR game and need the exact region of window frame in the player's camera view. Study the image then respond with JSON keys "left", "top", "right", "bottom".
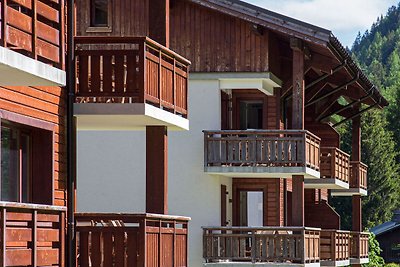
{"left": 0, "top": 110, "right": 55, "bottom": 205}
{"left": 0, "top": 122, "right": 33, "bottom": 203}
{"left": 87, "top": 0, "right": 113, "bottom": 33}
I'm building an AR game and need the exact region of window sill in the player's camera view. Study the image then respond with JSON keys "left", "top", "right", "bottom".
{"left": 86, "top": 26, "right": 112, "bottom": 33}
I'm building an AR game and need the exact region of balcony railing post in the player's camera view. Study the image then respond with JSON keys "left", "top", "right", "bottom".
{"left": 158, "top": 49, "right": 162, "bottom": 107}
{"left": 251, "top": 230, "right": 256, "bottom": 263}
{"left": 32, "top": 0, "right": 37, "bottom": 59}
{"left": 1, "top": 208, "right": 6, "bottom": 266}
{"left": 301, "top": 229, "right": 306, "bottom": 263}
{"left": 32, "top": 210, "right": 38, "bottom": 267}
{"left": 139, "top": 41, "right": 146, "bottom": 104}
{"left": 173, "top": 58, "right": 177, "bottom": 114}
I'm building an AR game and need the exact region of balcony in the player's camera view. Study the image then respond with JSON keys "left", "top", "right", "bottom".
{"left": 0, "top": 201, "right": 66, "bottom": 266}
{"left": 74, "top": 36, "right": 190, "bottom": 130}
{"left": 305, "top": 147, "right": 350, "bottom": 190}
{"left": 0, "top": 0, "right": 66, "bottom": 85}
{"left": 203, "top": 227, "right": 320, "bottom": 266}
{"left": 203, "top": 130, "right": 321, "bottom": 178}
{"left": 320, "top": 230, "right": 350, "bottom": 266}
{"left": 331, "top": 161, "right": 368, "bottom": 196}
{"left": 75, "top": 213, "right": 190, "bottom": 267}
{"left": 203, "top": 227, "right": 369, "bottom": 267}
{"left": 350, "top": 232, "right": 369, "bottom": 264}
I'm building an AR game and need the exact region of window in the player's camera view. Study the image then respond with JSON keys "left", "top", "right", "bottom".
{"left": 0, "top": 117, "right": 53, "bottom": 205}
{"left": 91, "top": 0, "right": 110, "bottom": 27}
{"left": 1, "top": 124, "right": 32, "bottom": 202}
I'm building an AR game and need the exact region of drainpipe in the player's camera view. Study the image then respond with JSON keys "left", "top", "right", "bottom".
{"left": 66, "top": 0, "right": 76, "bottom": 266}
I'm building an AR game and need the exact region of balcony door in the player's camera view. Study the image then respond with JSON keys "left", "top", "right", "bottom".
{"left": 233, "top": 179, "right": 268, "bottom": 226}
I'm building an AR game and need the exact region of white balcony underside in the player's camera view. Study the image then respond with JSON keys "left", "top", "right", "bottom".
{"left": 74, "top": 103, "right": 189, "bottom": 131}
{"left": 320, "top": 260, "right": 350, "bottom": 267}
{"left": 204, "top": 166, "right": 320, "bottom": 179}
{"left": 204, "top": 262, "right": 320, "bottom": 267}
{"left": 330, "top": 188, "right": 368, "bottom": 197}
{"left": 0, "top": 46, "right": 66, "bottom": 86}
{"left": 304, "top": 178, "right": 349, "bottom": 189}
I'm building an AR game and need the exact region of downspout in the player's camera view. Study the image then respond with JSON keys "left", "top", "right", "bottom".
{"left": 66, "top": 0, "right": 76, "bottom": 266}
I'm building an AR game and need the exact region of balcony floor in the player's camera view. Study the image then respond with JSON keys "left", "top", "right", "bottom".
{"left": 205, "top": 166, "right": 320, "bottom": 179}
{"left": 0, "top": 46, "right": 66, "bottom": 86}
{"left": 320, "top": 260, "right": 350, "bottom": 266}
{"left": 304, "top": 178, "right": 349, "bottom": 189}
{"left": 330, "top": 188, "right": 368, "bottom": 196}
{"left": 350, "top": 258, "right": 369, "bottom": 265}
{"left": 74, "top": 103, "right": 189, "bottom": 130}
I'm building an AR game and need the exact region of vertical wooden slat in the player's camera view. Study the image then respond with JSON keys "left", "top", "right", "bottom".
{"left": 32, "top": 210, "right": 37, "bottom": 267}
{"left": 91, "top": 231, "right": 102, "bottom": 267}
{"left": 59, "top": 211, "right": 65, "bottom": 267}
{"left": 114, "top": 231, "right": 125, "bottom": 267}
{"left": 79, "top": 231, "right": 89, "bottom": 267}
{"left": 1, "top": 209, "right": 6, "bottom": 267}
{"left": 103, "top": 232, "right": 113, "bottom": 267}
{"left": 32, "top": 0, "right": 37, "bottom": 58}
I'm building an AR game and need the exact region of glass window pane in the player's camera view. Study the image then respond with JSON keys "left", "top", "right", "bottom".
{"left": 21, "top": 133, "right": 30, "bottom": 203}
{"left": 247, "top": 191, "right": 263, "bottom": 227}
{"left": 92, "top": 0, "right": 108, "bottom": 26}
{"left": 1, "top": 127, "right": 19, "bottom": 202}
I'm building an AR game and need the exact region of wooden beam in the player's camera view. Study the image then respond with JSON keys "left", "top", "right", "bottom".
{"left": 149, "top": 0, "right": 170, "bottom": 47}
{"left": 291, "top": 38, "right": 305, "bottom": 129}
{"left": 352, "top": 105, "right": 362, "bottom": 233}
{"left": 292, "top": 175, "right": 304, "bottom": 226}
{"left": 146, "top": 126, "right": 168, "bottom": 214}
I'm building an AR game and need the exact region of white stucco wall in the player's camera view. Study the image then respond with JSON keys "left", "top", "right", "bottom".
{"left": 76, "top": 78, "right": 229, "bottom": 267}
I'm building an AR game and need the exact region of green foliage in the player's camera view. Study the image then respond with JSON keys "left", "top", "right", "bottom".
{"left": 385, "top": 263, "right": 400, "bottom": 267}
{"left": 364, "top": 233, "right": 385, "bottom": 267}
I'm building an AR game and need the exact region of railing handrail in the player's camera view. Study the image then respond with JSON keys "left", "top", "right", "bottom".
{"left": 321, "top": 147, "right": 351, "bottom": 158}
{"left": 203, "top": 129, "right": 321, "bottom": 140}
{"left": 203, "top": 226, "right": 321, "bottom": 231}
{"left": 0, "top": 201, "right": 67, "bottom": 212}
{"left": 75, "top": 212, "right": 191, "bottom": 222}
{"left": 74, "top": 36, "right": 191, "bottom": 66}
{"left": 350, "top": 161, "right": 368, "bottom": 169}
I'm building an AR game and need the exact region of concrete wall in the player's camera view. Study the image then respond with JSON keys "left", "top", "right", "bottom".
{"left": 76, "top": 78, "right": 229, "bottom": 266}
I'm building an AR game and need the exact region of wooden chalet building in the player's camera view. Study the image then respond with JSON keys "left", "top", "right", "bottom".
{"left": 371, "top": 210, "right": 400, "bottom": 263}
{"left": 75, "top": 0, "right": 388, "bottom": 267}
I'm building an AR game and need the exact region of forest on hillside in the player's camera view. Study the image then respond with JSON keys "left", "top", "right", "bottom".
{"left": 330, "top": 3, "right": 400, "bottom": 229}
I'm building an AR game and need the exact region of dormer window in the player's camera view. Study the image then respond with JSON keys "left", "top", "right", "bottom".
{"left": 91, "top": 0, "right": 110, "bottom": 27}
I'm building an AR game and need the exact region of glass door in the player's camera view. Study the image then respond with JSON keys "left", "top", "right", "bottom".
{"left": 239, "top": 190, "right": 264, "bottom": 226}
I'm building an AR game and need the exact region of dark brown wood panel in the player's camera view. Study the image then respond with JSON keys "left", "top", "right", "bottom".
{"left": 76, "top": 0, "right": 149, "bottom": 36}
{"left": 170, "top": 0, "right": 269, "bottom": 72}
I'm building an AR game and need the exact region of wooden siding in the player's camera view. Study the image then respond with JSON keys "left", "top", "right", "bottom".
{"left": 76, "top": 0, "right": 149, "bottom": 36}
{"left": 170, "top": 0, "right": 269, "bottom": 72}
{"left": 305, "top": 190, "right": 340, "bottom": 230}
{"left": 0, "top": 85, "right": 66, "bottom": 206}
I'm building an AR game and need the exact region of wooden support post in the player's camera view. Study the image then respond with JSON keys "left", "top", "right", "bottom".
{"left": 352, "top": 107, "right": 362, "bottom": 267}
{"left": 149, "top": 0, "right": 170, "bottom": 47}
{"left": 292, "top": 175, "right": 305, "bottom": 226}
{"left": 146, "top": 126, "right": 168, "bottom": 214}
{"left": 352, "top": 107, "right": 362, "bottom": 231}
{"left": 290, "top": 38, "right": 305, "bottom": 130}
{"left": 290, "top": 39, "right": 305, "bottom": 227}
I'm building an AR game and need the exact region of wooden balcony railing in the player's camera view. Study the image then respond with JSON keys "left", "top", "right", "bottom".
{"left": 320, "top": 147, "right": 350, "bottom": 183}
{"left": 350, "top": 232, "right": 369, "bottom": 259}
{"left": 75, "top": 213, "right": 190, "bottom": 267}
{"left": 350, "top": 161, "right": 368, "bottom": 189}
{"left": 320, "top": 230, "right": 350, "bottom": 262}
{"left": 203, "top": 227, "right": 320, "bottom": 264}
{"left": 0, "top": 0, "right": 64, "bottom": 68}
{"left": 75, "top": 36, "right": 190, "bottom": 117}
{"left": 203, "top": 130, "right": 320, "bottom": 171}
{"left": 0, "top": 202, "right": 66, "bottom": 267}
